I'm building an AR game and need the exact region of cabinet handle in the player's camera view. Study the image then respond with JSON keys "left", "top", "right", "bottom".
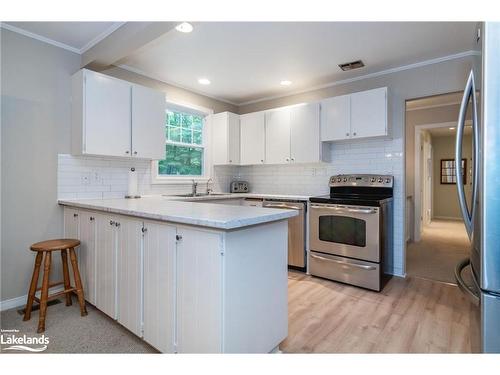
{"left": 115, "top": 222, "right": 120, "bottom": 227}
{"left": 285, "top": 157, "right": 290, "bottom": 162}
{"left": 353, "top": 132, "right": 357, "bottom": 136}
{"left": 229, "top": 160, "right": 232, "bottom": 163}
{"left": 109, "top": 220, "right": 115, "bottom": 226}
{"left": 176, "top": 234, "right": 182, "bottom": 241}
{"left": 141, "top": 227, "right": 148, "bottom": 233}
{"left": 261, "top": 159, "right": 264, "bottom": 163}
{"left": 89, "top": 217, "right": 95, "bottom": 221}
{"left": 291, "top": 157, "right": 295, "bottom": 162}
{"left": 346, "top": 132, "right": 350, "bottom": 136}
{"left": 73, "top": 213, "right": 78, "bottom": 218}
{"left": 134, "top": 151, "right": 137, "bottom": 155}
{"left": 125, "top": 151, "right": 130, "bottom": 154}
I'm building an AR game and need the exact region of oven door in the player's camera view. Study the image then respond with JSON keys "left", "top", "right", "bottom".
{"left": 309, "top": 203, "right": 380, "bottom": 262}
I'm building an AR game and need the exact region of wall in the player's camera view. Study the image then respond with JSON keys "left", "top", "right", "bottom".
{"left": 1, "top": 29, "right": 81, "bottom": 302}
{"left": 237, "top": 55, "right": 474, "bottom": 276}
{"left": 432, "top": 134, "right": 473, "bottom": 219}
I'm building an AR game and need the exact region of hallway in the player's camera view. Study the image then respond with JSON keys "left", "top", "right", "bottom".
{"left": 406, "top": 219, "right": 470, "bottom": 284}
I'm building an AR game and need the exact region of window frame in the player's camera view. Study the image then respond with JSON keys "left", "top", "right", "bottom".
{"left": 151, "top": 100, "right": 214, "bottom": 185}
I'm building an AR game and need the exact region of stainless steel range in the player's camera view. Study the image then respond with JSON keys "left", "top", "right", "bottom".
{"left": 308, "top": 174, "right": 393, "bottom": 291}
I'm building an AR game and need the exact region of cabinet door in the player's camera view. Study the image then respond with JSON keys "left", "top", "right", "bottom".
{"left": 117, "top": 217, "right": 143, "bottom": 337}
{"left": 176, "top": 228, "right": 223, "bottom": 353}
{"left": 143, "top": 221, "right": 177, "bottom": 353}
{"left": 95, "top": 214, "right": 118, "bottom": 319}
{"left": 265, "top": 108, "right": 291, "bottom": 164}
{"left": 240, "top": 112, "right": 265, "bottom": 165}
{"left": 227, "top": 112, "right": 240, "bottom": 165}
{"left": 131, "top": 85, "right": 166, "bottom": 160}
{"left": 320, "top": 95, "right": 350, "bottom": 141}
{"left": 350, "top": 87, "right": 387, "bottom": 139}
{"left": 79, "top": 211, "right": 97, "bottom": 305}
{"left": 290, "top": 103, "right": 320, "bottom": 163}
{"left": 84, "top": 70, "right": 131, "bottom": 157}
{"left": 212, "top": 112, "right": 240, "bottom": 165}
{"left": 63, "top": 208, "right": 80, "bottom": 239}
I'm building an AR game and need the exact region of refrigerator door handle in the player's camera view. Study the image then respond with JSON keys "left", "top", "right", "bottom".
{"left": 455, "top": 258, "right": 480, "bottom": 306}
{"left": 455, "top": 69, "right": 478, "bottom": 239}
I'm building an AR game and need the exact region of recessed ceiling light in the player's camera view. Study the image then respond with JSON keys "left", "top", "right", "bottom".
{"left": 198, "top": 78, "right": 211, "bottom": 85}
{"left": 176, "top": 22, "right": 193, "bottom": 33}
{"left": 280, "top": 80, "right": 292, "bottom": 86}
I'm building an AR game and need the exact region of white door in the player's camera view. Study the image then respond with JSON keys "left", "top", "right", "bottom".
{"left": 176, "top": 228, "right": 222, "bottom": 353}
{"left": 350, "top": 87, "right": 387, "bottom": 139}
{"left": 240, "top": 112, "right": 265, "bottom": 165}
{"left": 117, "top": 217, "right": 143, "bottom": 337}
{"left": 212, "top": 113, "right": 229, "bottom": 165}
{"left": 265, "top": 108, "right": 291, "bottom": 164}
{"left": 143, "top": 221, "right": 177, "bottom": 353}
{"left": 320, "top": 95, "right": 350, "bottom": 141}
{"left": 227, "top": 112, "right": 240, "bottom": 165}
{"left": 131, "top": 85, "right": 166, "bottom": 160}
{"left": 290, "top": 103, "right": 320, "bottom": 163}
{"left": 95, "top": 214, "right": 118, "bottom": 319}
{"left": 84, "top": 70, "right": 131, "bottom": 157}
{"left": 78, "top": 211, "right": 97, "bottom": 305}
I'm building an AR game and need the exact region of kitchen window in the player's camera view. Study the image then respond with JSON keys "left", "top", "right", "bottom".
{"left": 152, "top": 102, "right": 212, "bottom": 184}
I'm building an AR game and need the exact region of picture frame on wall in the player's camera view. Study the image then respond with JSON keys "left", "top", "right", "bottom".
{"left": 440, "top": 158, "right": 466, "bottom": 184}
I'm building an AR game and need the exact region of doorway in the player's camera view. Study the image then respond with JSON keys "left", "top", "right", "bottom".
{"left": 405, "top": 92, "right": 473, "bottom": 283}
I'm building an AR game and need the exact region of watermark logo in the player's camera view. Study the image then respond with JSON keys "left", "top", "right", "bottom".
{"left": 1, "top": 329, "right": 49, "bottom": 352}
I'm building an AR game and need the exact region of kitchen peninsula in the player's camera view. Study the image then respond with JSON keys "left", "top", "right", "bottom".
{"left": 59, "top": 196, "right": 297, "bottom": 353}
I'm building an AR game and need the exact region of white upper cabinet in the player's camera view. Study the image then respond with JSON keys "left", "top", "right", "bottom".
{"left": 290, "top": 103, "right": 321, "bottom": 163}
{"left": 350, "top": 87, "right": 387, "bottom": 139}
{"left": 72, "top": 69, "right": 165, "bottom": 159}
{"left": 131, "top": 84, "right": 166, "bottom": 160}
{"left": 211, "top": 112, "right": 240, "bottom": 165}
{"left": 321, "top": 87, "right": 388, "bottom": 142}
{"left": 320, "top": 95, "right": 350, "bottom": 141}
{"left": 240, "top": 112, "right": 266, "bottom": 165}
{"left": 265, "top": 108, "right": 291, "bottom": 164}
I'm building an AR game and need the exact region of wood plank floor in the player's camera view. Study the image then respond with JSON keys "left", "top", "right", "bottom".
{"left": 281, "top": 271, "right": 472, "bottom": 353}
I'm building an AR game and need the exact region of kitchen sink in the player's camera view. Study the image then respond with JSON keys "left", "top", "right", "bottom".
{"left": 164, "top": 193, "right": 230, "bottom": 198}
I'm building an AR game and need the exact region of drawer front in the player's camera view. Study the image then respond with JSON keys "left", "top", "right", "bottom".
{"left": 309, "top": 251, "right": 381, "bottom": 291}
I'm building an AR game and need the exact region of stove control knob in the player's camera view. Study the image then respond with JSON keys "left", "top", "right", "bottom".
{"left": 378, "top": 178, "right": 383, "bottom": 183}
{"left": 370, "top": 177, "right": 376, "bottom": 183}
{"left": 385, "top": 178, "right": 391, "bottom": 183}
{"left": 337, "top": 177, "right": 341, "bottom": 182}
{"left": 343, "top": 178, "right": 347, "bottom": 182}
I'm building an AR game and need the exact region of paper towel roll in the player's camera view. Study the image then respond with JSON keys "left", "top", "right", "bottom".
{"left": 127, "top": 167, "right": 138, "bottom": 198}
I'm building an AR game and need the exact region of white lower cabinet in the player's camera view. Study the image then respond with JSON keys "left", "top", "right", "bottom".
{"left": 142, "top": 221, "right": 176, "bottom": 353}
{"left": 78, "top": 211, "right": 97, "bottom": 305}
{"left": 95, "top": 214, "right": 118, "bottom": 319}
{"left": 176, "top": 227, "right": 222, "bottom": 353}
{"left": 117, "top": 217, "right": 143, "bottom": 337}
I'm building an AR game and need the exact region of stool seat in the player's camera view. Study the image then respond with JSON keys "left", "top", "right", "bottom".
{"left": 30, "top": 239, "right": 80, "bottom": 252}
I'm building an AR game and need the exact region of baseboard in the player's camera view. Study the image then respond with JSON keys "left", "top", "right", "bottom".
{"left": 0, "top": 286, "right": 64, "bottom": 312}
{"left": 433, "top": 216, "right": 463, "bottom": 221}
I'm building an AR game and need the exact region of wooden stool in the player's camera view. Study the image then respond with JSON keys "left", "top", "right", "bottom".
{"left": 23, "top": 239, "right": 88, "bottom": 333}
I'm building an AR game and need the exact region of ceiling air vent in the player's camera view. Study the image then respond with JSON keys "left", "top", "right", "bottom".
{"left": 338, "top": 60, "right": 365, "bottom": 71}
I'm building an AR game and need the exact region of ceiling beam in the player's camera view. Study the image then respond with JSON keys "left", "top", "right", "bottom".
{"left": 81, "top": 22, "right": 177, "bottom": 70}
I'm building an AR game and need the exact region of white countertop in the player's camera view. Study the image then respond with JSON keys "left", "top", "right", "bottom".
{"left": 59, "top": 196, "right": 298, "bottom": 230}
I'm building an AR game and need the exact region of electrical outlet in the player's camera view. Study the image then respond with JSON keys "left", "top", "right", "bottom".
{"left": 81, "top": 172, "right": 91, "bottom": 186}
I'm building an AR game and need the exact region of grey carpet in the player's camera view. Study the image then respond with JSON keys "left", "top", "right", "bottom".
{"left": 0, "top": 301, "right": 158, "bottom": 353}
{"left": 406, "top": 219, "right": 469, "bottom": 284}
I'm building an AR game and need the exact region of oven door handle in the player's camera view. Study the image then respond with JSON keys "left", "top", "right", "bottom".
{"left": 312, "top": 205, "right": 376, "bottom": 214}
{"left": 310, "top": 253, "right": 377, "bottom": 270}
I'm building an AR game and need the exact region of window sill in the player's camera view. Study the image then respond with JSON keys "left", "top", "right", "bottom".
{"left": 151, "top": 176, "right": 211, "bottom": 185}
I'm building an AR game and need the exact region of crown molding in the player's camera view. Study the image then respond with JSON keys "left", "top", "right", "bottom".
{"left": 237, "top": 50, "right": 480, "bottom": 106}
{"left": 1, "top": 22, "right": 126, "bottom": 55}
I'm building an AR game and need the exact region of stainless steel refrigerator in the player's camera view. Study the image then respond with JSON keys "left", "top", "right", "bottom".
{"left": 454, "top": 22, "right": 500, "bottom": 353}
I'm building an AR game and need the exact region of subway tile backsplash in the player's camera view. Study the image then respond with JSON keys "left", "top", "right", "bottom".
{"left": 57, "top": 136, "right": 404, "bottom": 276}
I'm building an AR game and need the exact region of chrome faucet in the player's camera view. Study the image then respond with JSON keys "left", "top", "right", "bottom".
{"left": 191, "top": 179, "right": 198, "bottom": 196}
{"left": 206, "top": 178, "right": 213, "bottom": 194}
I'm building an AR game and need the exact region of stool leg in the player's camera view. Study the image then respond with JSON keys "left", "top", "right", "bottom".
{"left": 69, "top": 247, "right": 87, "bottom": 316}
{"left": 37, "top": 251, "right": 52, "bottom": 333}
{"left": 61, "top": 250, "right": 72, "bottom": 306}
{"left": 23, "top": 252, "right": 43, "bottom": 321}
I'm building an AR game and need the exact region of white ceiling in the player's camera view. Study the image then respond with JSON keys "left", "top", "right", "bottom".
{"left": 4, "top": 22, "right": 124, "bottom": 53}
{"left": 121, "top": 22, "right": 477, "bottom": 104}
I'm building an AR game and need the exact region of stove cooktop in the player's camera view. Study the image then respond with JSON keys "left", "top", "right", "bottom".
{"left": 309, "top": 194, "right": 393, "bottom": 207}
